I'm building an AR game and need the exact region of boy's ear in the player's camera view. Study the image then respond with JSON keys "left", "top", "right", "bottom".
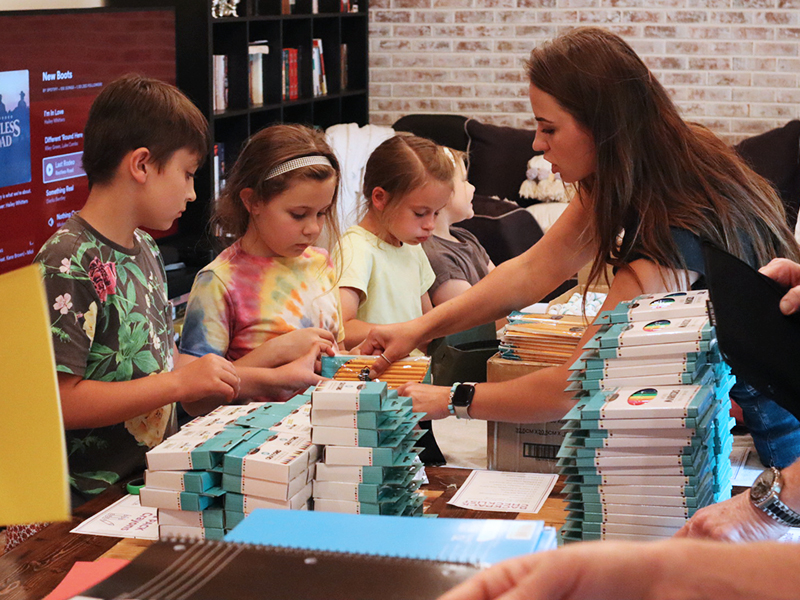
{"left": 128, "top": 147, "right": 152, "bottom": 184}
{"left": 240, "top": 188, "right": 256, "bottom": 213}
{"left": 371, "top": 187, "right": 389, "bottom": 211}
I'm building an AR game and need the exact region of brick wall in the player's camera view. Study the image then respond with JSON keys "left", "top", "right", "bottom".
{"left": 368, "top": 0, "right": 800, "bottom": 144}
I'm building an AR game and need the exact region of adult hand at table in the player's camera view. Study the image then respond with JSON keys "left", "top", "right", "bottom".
{"left": 438, "top": 539, "right": 798, "bottom": 600}
{"left": 760, "top": 258, "right": 800, "bottom": 316}
{"left": 397, "top": 382, "right": 451, "bottom": 420}
{"left": 354, "top": 320, "right": 425, "bottom": 378}
{"left": 674, "top": 488, "right": 787, "bottom": 542}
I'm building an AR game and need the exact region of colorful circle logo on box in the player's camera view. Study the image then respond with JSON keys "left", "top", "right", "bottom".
{"left": 628, "top": 388, "right": 658, "bottom": 406}
{"left": 649, "top": 298, "right": 675, "bottom": 308}
{"left": 664, "top": 292, "right": 687, "bottom": 297}
{"left": 643, "top": 319, "right": 671, "bottom": 331}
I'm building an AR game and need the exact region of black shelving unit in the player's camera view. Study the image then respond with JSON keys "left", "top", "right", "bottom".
{"left": 110, "top": 0, "right": 369, "bottom": 294}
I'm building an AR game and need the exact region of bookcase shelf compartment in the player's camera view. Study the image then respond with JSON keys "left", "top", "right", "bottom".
{"left": 108, "top": 0, "right": 369, "bottom": 297}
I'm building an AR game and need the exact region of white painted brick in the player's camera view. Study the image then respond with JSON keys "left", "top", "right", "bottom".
{"left": 368, "top": 4, "right": 800, "bottom": 140}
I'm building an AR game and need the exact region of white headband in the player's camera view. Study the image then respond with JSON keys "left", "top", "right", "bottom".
{"left": 264, "top": 156, "right": 332, "bottom": 181}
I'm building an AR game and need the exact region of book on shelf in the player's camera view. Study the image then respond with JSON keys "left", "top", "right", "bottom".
{"left": 340, "top": 43, "right": 348, "bottom": 90}
{"left": 282, "top": 47, "right": 299, "bottom": 101}
{"left": 248, "top": 40, "right": 269, "bottom": 107}
{"left": 312, "top": 38, "right": 328, "bottom": 97}
{"left": 212, "top": 54, "right": 228, "bottom": 112}
{"left": 213, "top": 142, "right": 226, "bottom": 200}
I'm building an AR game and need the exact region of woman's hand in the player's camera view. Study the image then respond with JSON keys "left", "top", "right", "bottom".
{"left": 674, "top": 489, "right": 787, "bottom": 542}
{"left": 397, "top": 382, "right": 451, "bottom": 420}
{"left": 355, "top": 320, "right": 427, "bottom": 378}
{"left": 237, "top": 328, "right": 337, "bottom": 369}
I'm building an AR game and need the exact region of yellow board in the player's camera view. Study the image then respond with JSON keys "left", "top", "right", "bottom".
{"left": 0, "top": 265, "right": 70, "bottom": 526}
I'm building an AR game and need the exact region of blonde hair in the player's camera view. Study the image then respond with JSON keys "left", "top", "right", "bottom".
{"left": 362, "top": 134, "right": 456, "bottom": 226}
{"left": 212, "top": 124, "right": 341, "bottom": 246}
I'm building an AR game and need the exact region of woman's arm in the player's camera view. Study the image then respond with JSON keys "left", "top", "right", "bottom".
{"left": 402, "top": 258, "right": 692, "bottom": 423}
{"left": 359, "top": 196, "right": 596, "bottom": 371}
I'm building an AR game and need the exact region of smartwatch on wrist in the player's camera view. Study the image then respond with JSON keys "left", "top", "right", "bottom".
{"left": 451, "top": 382, "right": 477, "bottom": 420}
{"left": 750, "top": 466, "right": 800, "bottom": 527}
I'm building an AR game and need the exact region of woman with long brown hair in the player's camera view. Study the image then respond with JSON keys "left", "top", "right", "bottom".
{"left": 360, "top": 26, "right": 800, "bottom": 468}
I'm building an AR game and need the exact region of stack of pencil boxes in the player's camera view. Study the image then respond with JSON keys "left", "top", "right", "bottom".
{"left": 140, "top": 393, "right": 318, "bottom": 540}
{"left": 310, "top": 380, "right": 426, "bottom": 516}
{"left": 558, "top": 290, "right": 736, "bottom": 542}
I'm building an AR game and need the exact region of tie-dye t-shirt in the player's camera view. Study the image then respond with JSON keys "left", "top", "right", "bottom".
{"left": 179, "top": 241, "right": 343, "bottom": 363}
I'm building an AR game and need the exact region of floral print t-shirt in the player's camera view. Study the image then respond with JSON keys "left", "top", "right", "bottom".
{"left": 36, "top": 215, "right": 175, "bottom": 499}
{"left": 179, "top": 241, "right": 343, "bottom": 399}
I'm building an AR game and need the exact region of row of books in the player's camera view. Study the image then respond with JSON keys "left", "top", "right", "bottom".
{"left": 558, "top": 290, "right": 736, "bottom": 542}
{"left": 213, "top": 42, "right": 349, "bottom": 110}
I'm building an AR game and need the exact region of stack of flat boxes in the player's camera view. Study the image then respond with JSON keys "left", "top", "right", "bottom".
{"left": 310, "top": 380, "right": 426, "bottom": 516}
{"left": 140, "top": 394, "right": 318, "bottom": 540}
{"left": 141, "top": 405, "right": 265, "bottom": 540}
{"left": 222, "top": 393, "right": 318, "bottom": 530}
{"left": 558, "top": 290, "right": 736, "bottom": 542}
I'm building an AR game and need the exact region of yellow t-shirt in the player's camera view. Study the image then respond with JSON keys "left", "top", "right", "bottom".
{"left": 337, "top": 225, "right": 435, "bottom": 325}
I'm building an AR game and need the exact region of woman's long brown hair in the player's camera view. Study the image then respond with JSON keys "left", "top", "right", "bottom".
{"left": 526, "top": 26, "right": 799, "bottom": 291}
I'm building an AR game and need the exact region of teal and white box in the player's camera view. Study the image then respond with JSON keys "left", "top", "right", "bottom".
{"left": 599, "top": 291, "right": 709, "bottom": 324}
{"left": 578, "top": 385, "right": 714, "bottom": 420}
{"left": 145, "top": 469, "right": 221, "bottom": 494}
{"left": 222, "top": 468, "right": 312, "bottom": 500}
{"left": 158, "top": 508, "right": 224, "bottom": 529}
{"left": 139, "top": 486, "right": 224, "bottom": 512}
{"left": 311, "top": 380, "right": 388, "bottom": 411}
{"left": 146, "top": 427, "right": 257, "bottom": 471}
{"left": 224, "top": 433, "right": 318, "bottom": 483}
{"left": 158, "top": 524, "right": 224, "bottom": 541}
{"left": 595, "top": 317, "right": 712, "bottom": 349}
{"left": 225, "top": 481, "right": 313, "bottom": 514}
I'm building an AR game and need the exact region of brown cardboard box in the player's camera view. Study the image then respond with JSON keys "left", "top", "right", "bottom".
{"left": 485, "top": 354, "right": 565, "bottom": 474}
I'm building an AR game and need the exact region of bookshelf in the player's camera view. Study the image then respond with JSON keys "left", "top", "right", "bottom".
{"left": 109, "top": 0, "right": 369, "bottom": 295}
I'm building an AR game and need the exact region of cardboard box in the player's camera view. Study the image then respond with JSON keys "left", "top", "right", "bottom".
{"left": 486, "top": 353, "right": 565, "bottom": 474}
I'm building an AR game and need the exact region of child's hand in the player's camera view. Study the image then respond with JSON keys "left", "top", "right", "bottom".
{"left": 273, "top": 346, "right": 327, "bottom": 394}
{"left": 237, "top": 328, "right": 337, "bottom": 369}
{"left": 174, "top": 354, "right": 240, "bottom": 406}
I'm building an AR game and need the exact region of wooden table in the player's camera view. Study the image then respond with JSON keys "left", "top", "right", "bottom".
{"left": 0, "top": 467, "right": 567, "bottom": 599}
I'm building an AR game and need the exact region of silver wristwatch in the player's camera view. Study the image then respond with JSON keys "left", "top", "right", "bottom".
{"left": 750, "top": 466, "right": 800, "bottom": 526}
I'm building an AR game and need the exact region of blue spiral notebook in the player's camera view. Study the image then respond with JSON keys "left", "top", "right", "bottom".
{"left": 225, "top": 509, "right": 555, "bottom": 567}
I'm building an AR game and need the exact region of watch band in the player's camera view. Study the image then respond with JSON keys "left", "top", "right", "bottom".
{"left": 447, "top": 383, "right": 458, "bottom": 416}
{"left": 752, "top": 467, "right": 800, "bottom": 527}
{"left": 761, "top": 500, "right": 800, "bottom": 527}
{"left": 452, "top": 382, "right": 476, "bottom": 420}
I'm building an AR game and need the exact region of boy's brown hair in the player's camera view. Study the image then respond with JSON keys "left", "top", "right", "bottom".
{"left": 82, "top": 73, "right": 210, "bottom": 188}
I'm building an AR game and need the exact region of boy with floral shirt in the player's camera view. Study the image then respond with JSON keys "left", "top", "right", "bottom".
{"left": 12, "top": 76, "right": 239, "bottom": 547}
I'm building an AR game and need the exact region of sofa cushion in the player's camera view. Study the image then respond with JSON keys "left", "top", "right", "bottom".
{"left": 456, "top": 194, "right": 544, "bottom": 264}
{"left": 392, "top": 114, "right": 470, "bottom": 152}
{"left": 465, "top": 119, "right": 540, "bottom": 207}
{"left": 734, "top": 120, "right": 800, "bottom": 231}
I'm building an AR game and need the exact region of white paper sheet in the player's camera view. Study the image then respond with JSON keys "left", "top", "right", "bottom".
{"left": 730, "top": 445, "right": 765, "bottom": 488}
{"left": 71, "top": 494, "right": 159, "bottom": 540}
{"left": 448, "top": 470, "right": 557, "bottom": 513}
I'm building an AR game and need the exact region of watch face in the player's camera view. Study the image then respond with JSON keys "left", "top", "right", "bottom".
{"left": 751, "top": 468, "right": 776, "bottom": 501}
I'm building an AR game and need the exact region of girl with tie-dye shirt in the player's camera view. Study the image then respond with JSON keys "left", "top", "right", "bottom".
{"left": 180, "top": 125, "right": 344, "bottom": 402}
